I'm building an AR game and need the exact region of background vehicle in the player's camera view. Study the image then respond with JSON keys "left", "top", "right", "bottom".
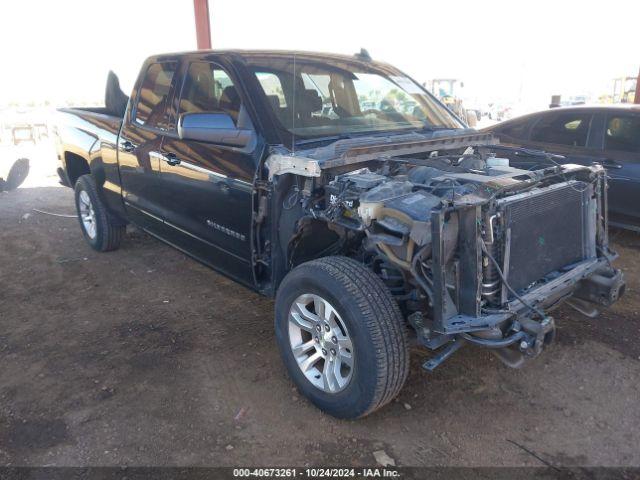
{"left": 55, "top": 51, "right": 624, "bottom": 419}
{"left": 484, "top": 105, "right": 640, "bottom": 230}
{"left": 427, "top": 78, "right": 478, "bottom": 126}
{"left": 12, "top": 124, "right": 36, "bottom": 145}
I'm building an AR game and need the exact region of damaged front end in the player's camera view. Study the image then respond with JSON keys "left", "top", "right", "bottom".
{"left": 265, "top": 133, "right": 625, "bottom": 370}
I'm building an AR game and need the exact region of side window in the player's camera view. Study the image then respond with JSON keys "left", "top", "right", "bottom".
{"left": 134, "top": 62, "right": 177, "bottom": 129}
{"left": 179, "top": 62, "right": 241, "bottom": 124}
{"left": 605, "top": 115, "right": 640, "bottom": 153}
{"left": 530, "top": 113, "right": 592, "bottom": 147}
{"left": 497, "top": 119, "right": 529, "bottom": 140}
{"left": 255, "top": 72, "right": 287, "bottom": 108}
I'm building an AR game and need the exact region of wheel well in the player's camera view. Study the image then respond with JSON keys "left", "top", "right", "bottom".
{"left": 64, "top": 152, "right": 90, "bottom": 185}
{"left": 288, "top": 219, "right": 344, "bottom": 268}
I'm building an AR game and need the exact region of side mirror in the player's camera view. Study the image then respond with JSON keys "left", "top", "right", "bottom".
{"left": 177, "top": 112, "right": 253, "bottom": 148}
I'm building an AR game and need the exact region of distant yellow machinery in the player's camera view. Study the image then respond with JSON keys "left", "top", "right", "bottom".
{"left": 426, "top": 78, "right": 477, "bottom": 127}
{"left": 613, "top": 77, "right": 636, "bottom": 103}
{"left": 600, "top": 77, "right": 637, "bottom": 104}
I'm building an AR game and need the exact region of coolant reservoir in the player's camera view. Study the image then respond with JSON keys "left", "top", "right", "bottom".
{"left": 486, "top": 157, "right": 510, "bottom": 167}
{"left": 358, "top": 181, "right": 413, "bottom": 225}
{"left": 358, "top": 200, "right": 383, "bottom": 225}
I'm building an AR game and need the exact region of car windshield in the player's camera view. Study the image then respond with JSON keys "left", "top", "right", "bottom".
{"left": 248, "top": 55, "right": 463, "bottom": 141}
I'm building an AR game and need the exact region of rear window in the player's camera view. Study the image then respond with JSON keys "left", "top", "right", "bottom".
{"left": 134, "top": 62, "right": 177, "bottom": 129}
{"left": 530, "top": 112, "right": 592, "bottom": 147}
{"left": 605, "top": 115, "right": 640, "bottom": 153}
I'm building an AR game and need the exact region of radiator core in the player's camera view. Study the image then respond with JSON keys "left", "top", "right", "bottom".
{"left": 500, "top": 182, "right": 592, "bottom": 294}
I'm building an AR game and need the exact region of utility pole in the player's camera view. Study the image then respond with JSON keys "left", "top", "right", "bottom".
{"left": 193, "top": 0, "right": 212, "bottom": 50}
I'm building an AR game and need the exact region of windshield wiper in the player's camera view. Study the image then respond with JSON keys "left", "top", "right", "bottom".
{"left": 415, "top": 125, "right": 458, "bottom": 132}
{"left": 294, "top": 134, "right": 356, "bottom": 147}
{"left": 294, "top": 126, "right": 459, "bottom": 149}
{"left": 294, "top": 130, "right": 396, "bottom": 148}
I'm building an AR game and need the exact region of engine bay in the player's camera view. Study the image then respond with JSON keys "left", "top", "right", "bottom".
{"left": 264, "top": 137, "right": 623, "bottom": 370}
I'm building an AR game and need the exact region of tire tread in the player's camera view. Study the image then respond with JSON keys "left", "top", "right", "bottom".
{"left": 75, "top": 174, "right": 125, "bottom": 252}
{"left": 283, "top": 256, "right": 409, "bottom": 417}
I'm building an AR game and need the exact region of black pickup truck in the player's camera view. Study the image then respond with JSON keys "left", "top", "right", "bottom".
{"left": 54, "top": 50, "right": 625, "bottom": 419}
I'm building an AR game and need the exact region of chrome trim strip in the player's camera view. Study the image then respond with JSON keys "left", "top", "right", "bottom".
{"left": 123, "top": 201, "right": 163, "bottom": 222}
{"left": 163, "top": 219, "right": 250, "bottom": 264}
{"left": 173, "top": 159, "right": 253, "bottom": 187}
{"left": 180, "top": 159, "right": 224, "bottom": 177}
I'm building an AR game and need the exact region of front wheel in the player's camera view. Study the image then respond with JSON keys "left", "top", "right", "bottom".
{"left": 74, "top": 174, "right": 125, "bottom": 252}
{"left": 275, "top": 256, "right": 409, "bottom": 419}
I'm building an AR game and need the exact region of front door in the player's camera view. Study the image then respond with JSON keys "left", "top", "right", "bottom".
{"left": 521, "top": 111, "right": 594, "bottom": 170}
{"left": 155, "top": 60, "right": 258, "bottom": 285}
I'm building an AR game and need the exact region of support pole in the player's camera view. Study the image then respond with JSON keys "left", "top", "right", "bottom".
{"left": 193, "top": 0, "right": 212, "bottom": 50}
{"left": 635, "top": 67, "right": 640, "bottom": 104}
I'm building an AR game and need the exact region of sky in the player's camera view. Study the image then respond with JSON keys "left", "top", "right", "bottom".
{"left": 1, "top": 0, "right": 638, "bottom": 111}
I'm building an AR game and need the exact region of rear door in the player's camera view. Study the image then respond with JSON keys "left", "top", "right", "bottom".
{"left": 118, "top": 60, "right": 178, "bottom": 231}
{"left": 155, "top": 59, "right": 259, "bottom": 285}
{"left": 601, "top": 111, "right": 640, "bottom": 222}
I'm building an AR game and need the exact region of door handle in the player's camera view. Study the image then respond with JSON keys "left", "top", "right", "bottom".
{"left": 602, "top": 159, "right": 623, "bottom": 169}
{"left": 163, "top": 152, "right": 181, "bottom": 166}
{"left": 121, "top": 140, "right": 136, "bottom": 153}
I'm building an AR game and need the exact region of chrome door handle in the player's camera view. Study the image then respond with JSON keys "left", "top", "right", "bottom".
{"left": 164, "top": 152, "right": 181, "bottom": 166}
{"left": 594, "top": 158, "right": 623, "bottom": 170}
{"left": 603, "top": 159, "right": 623, "bottom": 169}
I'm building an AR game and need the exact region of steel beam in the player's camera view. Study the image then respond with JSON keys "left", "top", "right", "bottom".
{"left": 193, "top": 0, "right": 212, "bottom": 50}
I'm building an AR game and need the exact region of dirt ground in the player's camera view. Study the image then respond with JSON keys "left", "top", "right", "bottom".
{"left": 1, "top": 146, "right": 639, "bottom": 467}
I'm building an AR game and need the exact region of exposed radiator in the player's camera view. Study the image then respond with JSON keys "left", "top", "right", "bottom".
{"left": 499, "top": 181, "right": 594, "bottom": 294}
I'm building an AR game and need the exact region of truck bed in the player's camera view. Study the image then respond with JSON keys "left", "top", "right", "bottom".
{"left": 57, "top": 107, "right": 122, "bottom": 132}
{"left": 54, "top": 107, "right": 123, "bottom": 190}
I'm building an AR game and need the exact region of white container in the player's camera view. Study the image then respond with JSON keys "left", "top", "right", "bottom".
{"left": 486, "top": 157, "right": 510, "bottom": 167}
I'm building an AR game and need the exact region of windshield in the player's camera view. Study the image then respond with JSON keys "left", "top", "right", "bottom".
{"left": 248, "top": 56, "right": 463, "bottom": 141}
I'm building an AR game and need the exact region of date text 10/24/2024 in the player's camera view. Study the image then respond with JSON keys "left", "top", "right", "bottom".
{"left": 233, "top": 468, "right": 400, "bottom": 478}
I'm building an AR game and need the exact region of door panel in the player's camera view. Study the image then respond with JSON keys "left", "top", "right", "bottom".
{"left": 118, "top": 126, "right": 165, "bottom": 230}
{"left": 602, "top": 113, "right": 640, "bottom": 222}
{"left": 157, "top": 137, "right": 255, "bottom": 284}
{"left": 606, "top": 156, "right": 640, "bottom": 221}
{"left": 145, "top": 59, "right": 259, "bottom": 285}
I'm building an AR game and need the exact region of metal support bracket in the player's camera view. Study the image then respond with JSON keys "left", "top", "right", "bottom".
{"left": 266, "top": 154, "right": 322, "bottom": 180}
{"left": 422, "top": 338, "right": 466, "bottom": 371}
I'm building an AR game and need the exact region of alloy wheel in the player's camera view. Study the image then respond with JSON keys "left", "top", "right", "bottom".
{"left": 288, "top": 293, "right": 354, "bottom": 393}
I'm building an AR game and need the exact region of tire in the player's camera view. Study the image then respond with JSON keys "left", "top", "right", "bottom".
{"left": 74, "top": 174, "right": 125, "bottom": 252}
{"left": 275, "top": 256, "right": 409, "bottom": 419}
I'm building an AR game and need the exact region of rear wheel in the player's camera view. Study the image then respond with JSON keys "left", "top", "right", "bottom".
{"left": 275, "top": 256, "right": 409, "bottom": 419}
{"left": 74, "top": 174, "right": 125, "bottom": 252}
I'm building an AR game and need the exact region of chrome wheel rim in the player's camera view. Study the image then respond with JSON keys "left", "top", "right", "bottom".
{"left": 288, "top": 293, "right": 354, "bottom": 393}
{"left": 78, "top": 190, "right": 97, "bottom": 239}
